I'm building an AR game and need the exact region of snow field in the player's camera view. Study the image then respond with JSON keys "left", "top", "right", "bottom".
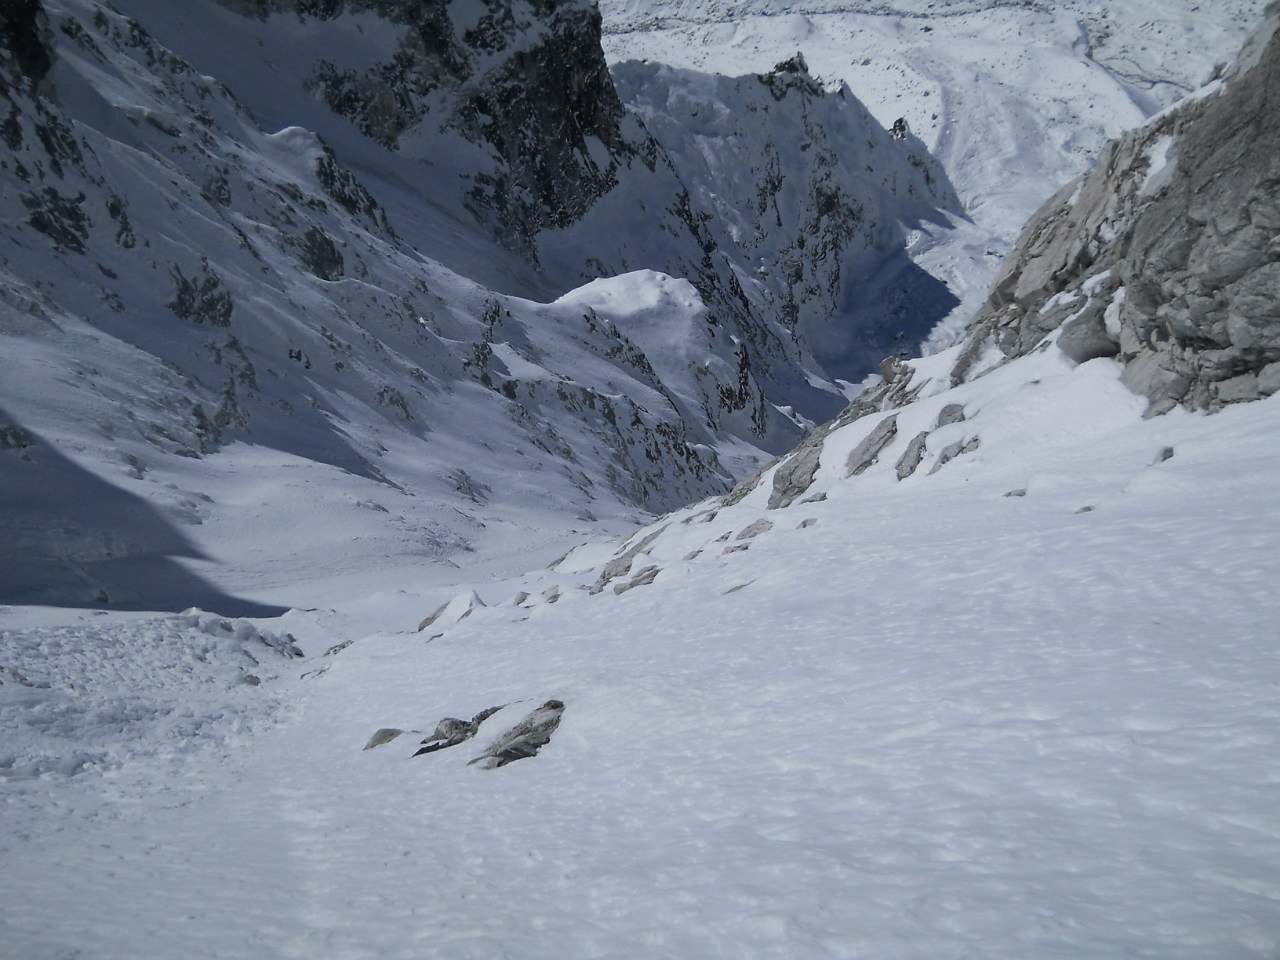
{"left": 5, "top": 345, "right": 1278, "bottom": 957}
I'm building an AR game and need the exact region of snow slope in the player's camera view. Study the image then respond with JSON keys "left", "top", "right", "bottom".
{"left": 5, "top": 336, "right": 1279, "bottom": 959}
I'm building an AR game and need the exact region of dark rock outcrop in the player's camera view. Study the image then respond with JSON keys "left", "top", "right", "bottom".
{"left": 413, "top": 706, "right": 502, "bottom": 757}
{"left": 220, "top": 0, "right": 630, "bottom": 252}
{"left": 0, "top": 0, "right": 52, "bottom": 86}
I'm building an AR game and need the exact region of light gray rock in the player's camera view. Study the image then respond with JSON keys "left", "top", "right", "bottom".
{"left": 614, "top": 565, "right": 660, "bottom": 595}
{"left": 591, "top": 526, "right": 667, "bottom": 594}
{"left": 767, "top": 441, "right": 822, "bottom": 510}
{"left": 895, "top": 431, "right": 929, "bottom": 480}
{"left": 1057, "top": 305, "right": 1120, "bottom": 363}
{"left": 1258, "top": 361, "right": 1280, "bottom": 396}
{"left": 935, "top": 404, "right": 967, "bottom": 428}
{"left": 723, "top": 467, "right": 771, "bottom": 508}
{"left": 735, "top": 519, "right": 773, "bottom": 540}
{"left": 845, "top": 415, "right": 898, "bottom": 477}
{"left": 364, "top": 728, "right": 405, "bottom": 751}
{"left": 928, "top": 436, "right": 981, "bottom": 475}
{"left": 1215, "top": 372, "right": 1260, "bottom": 404}
{"left": 949, "top": 7, "right": 1280, "bottom": 413}
{"left": 1120, "top": 350, "right": 1192, "bottom": 408}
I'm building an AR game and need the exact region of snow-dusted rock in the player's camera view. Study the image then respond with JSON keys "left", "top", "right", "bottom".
{"left": 895, "top": 431, "right": 930, "bottom": 480}
{"left": 845, "top": 415, "right": 898, "bottom": 477}
{"left": 417, "top": 591, "right": 486, "bottom": 633}
{"left": 469, "top": 699, "right": 564, "bottom": 769}
{"left": 954, "top": 5, "right": 1280, "bottom": 413}
{"left": 412, "top": 706, "right": 502, "bottom": 758}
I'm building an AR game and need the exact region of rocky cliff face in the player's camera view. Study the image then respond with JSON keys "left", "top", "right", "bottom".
{"left": 220, "top": 0, "right": 633, "bottom": 250}
{"left": 108, "top": 0, "right": 961, "bottom": 453}
{"left": 0, "top": 0, "right": 733, "bottom": 534}
{"left": 951, "top": 3, "right": 1280, "bottom": 413}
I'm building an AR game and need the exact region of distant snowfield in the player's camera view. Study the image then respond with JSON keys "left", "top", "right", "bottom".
{"left": 599, "top": 0, "right": 1268, "bottom": 345}
{"left": 5, "top": 342, "right": 1279, "bottom": 958}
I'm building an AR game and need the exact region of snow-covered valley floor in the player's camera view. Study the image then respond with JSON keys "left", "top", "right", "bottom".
{"left": 4, "top": 345, "right": 1278, "bottom": 959}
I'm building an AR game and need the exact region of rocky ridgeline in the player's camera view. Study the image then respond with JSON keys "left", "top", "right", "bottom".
{"left": 220, "top": 0, "right": 632, "bottom": 249}
{"left": 1, "top": 0, "right": 965, "bottom": 573}
{"left": 201, "top": 0, "right": 961, "bottom": 443}
{"left": 953, "top": 3, "right": 1280, "bottom": 413}
{"left": 0, "top": 0, "right": 746, "bottom": 546}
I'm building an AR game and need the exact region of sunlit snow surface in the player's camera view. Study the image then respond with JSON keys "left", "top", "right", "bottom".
{"left": 4, "top": 343, "right": 1278, "bottom": 958}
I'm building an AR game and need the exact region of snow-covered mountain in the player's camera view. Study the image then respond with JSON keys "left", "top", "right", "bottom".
{"left": 3, "top": 0, "right": 1279, "bottom": 957}
{"left": 601, "top": 0, "right": 1269, "bottom": 342}
{"left": 0, "top": 0, "right": 958, "bottom": 610}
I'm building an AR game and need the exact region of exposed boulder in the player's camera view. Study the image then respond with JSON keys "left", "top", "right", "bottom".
{"left": 735, "top": 519, "right": 773, "bottom": 540}
{"left": 469, "top": 700, "right": 564, "bottom": 769}
{"left": 846, "top": 415, "right": 898, "bottom": 477}
{"left": 413, "top": 706, "right": 502, "bottom": 757}
{"left": 929, "top": 436, "right": 981, "bottom": 475}
{"left": 364, "top": 727, "right": 405, "bottom": 751}
{"left": 935, "top": 403, "right": 967, "bottom": 428}
{"left": 895, "top": 431, "right": 929, "bottom": 480}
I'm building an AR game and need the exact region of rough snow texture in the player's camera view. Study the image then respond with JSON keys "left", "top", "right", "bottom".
{"left": 954, "top": 4, "right": 1280, "bottom": 413}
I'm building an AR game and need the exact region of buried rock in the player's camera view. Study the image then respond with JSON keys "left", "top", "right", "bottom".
{"left": 469, "top": 700, "right": 565, "bottom": 769}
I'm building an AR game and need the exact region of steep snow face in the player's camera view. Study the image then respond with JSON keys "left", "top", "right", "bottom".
{"left": 613, "top": 55, "right": 963, "bottom": 379}
{"left": 0, "top": 0, "right": 977, "bottom": 610}
{"left": 205, "top": 0, "right": 633, "bottom": 251}
{"left": 0, "top": 1, "right": 768, "bottom": 609}
{"left": 114, "top": 0, "right": 966, "bottom": 400}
